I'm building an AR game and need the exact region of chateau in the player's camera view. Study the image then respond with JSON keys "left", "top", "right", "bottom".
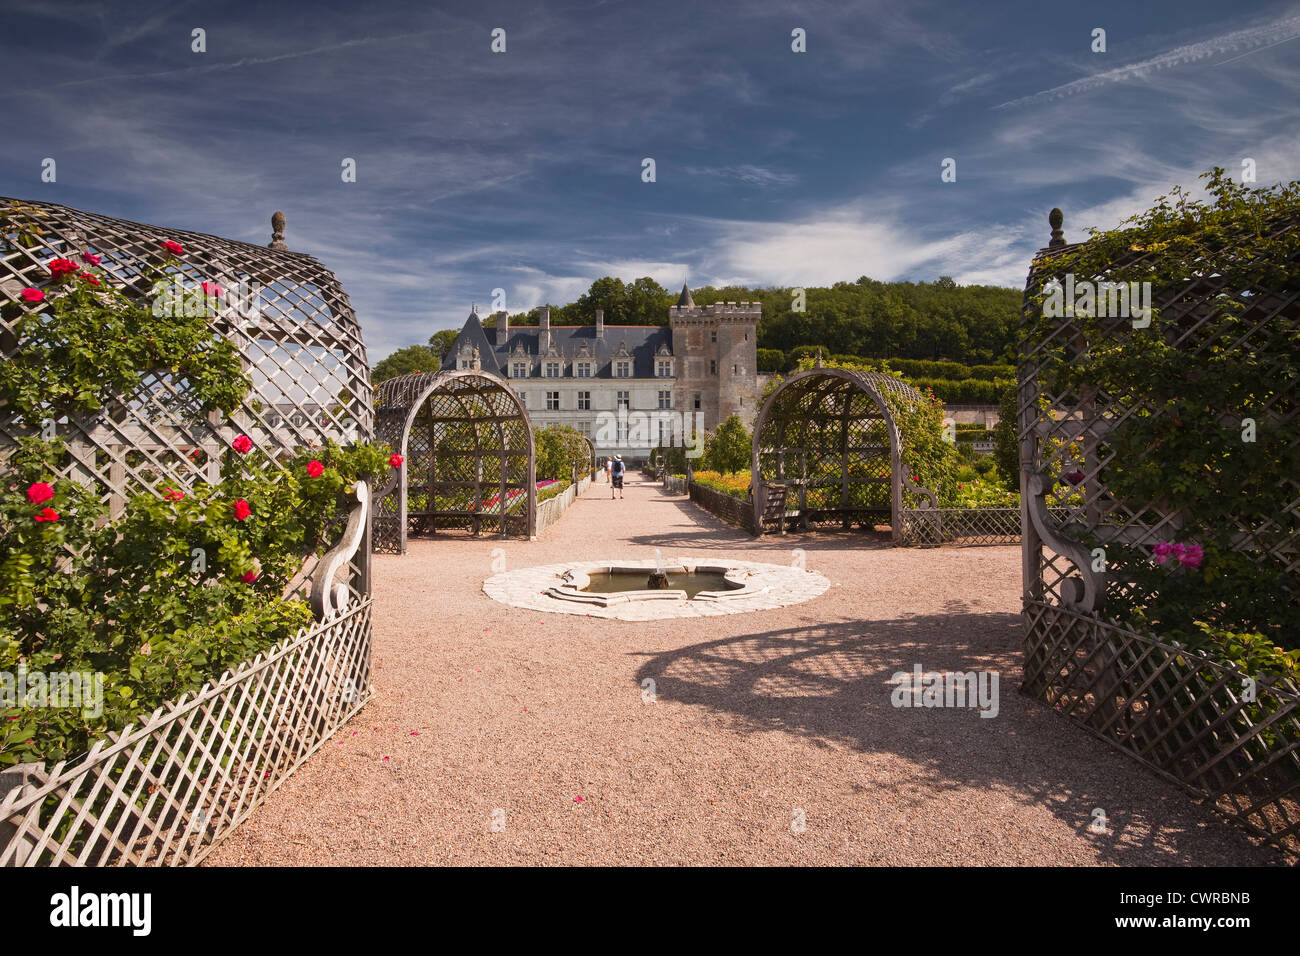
{"left": 441, "top": 284, "right": 760, "bottom": 459}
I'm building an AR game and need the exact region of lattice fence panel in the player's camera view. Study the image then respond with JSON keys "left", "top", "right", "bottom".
{"left": 0, "top": 601, "right": 373, "bottom": 867}
{"left": 1023, "top": 603, "right": 1300, "bottom": 855}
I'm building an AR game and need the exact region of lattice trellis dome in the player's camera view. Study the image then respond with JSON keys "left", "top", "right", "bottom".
{"left": 372, "top": 369, "right": 535, "bottom": 551}
{"left": 1019, "top": 206, "right": 1300, "bottom": 856}
{"left": 751, "top": 366, "right": 935, "bottom": 541}
{"left": 0, "top": 198, "right": 373, "bottom": 516}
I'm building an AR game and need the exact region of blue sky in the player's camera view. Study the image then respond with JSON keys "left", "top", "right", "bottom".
{"left": 2, "top": 0, "right": 1297, "bottom": 361}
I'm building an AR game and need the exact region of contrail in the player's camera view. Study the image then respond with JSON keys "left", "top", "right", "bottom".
{"left": 994, "top": 13, "right": 1300, "bottom": 110}
{"left": 8, "top": 31, "right": 441, "bottom": 97}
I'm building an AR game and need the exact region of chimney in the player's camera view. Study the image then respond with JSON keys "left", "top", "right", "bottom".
{"left": 538, "top": 305, "right": 550, "bottom": 352}
{"left": 496, "top": 310, "right": 509, "bottom": 344}
{"left": 595, "top": 308, "right": 605, "bottom": 338}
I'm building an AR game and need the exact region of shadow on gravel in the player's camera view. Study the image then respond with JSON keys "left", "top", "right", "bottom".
{"left": 632, "top": 612, "right": 1279, "bottom": 866}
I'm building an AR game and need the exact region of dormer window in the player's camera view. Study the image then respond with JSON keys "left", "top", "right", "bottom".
{"left": 656, "top": 359, "right": 672, "bottom": 377}
{"left": 545, "top": 361, "right": 561, "bottom": 378}
{"left": 615, "top": 361, "right": 630, "bottom": 378}
{"left": 512, "top": 361, "right": 527, "bottom": 378}
{"left": 576, "top": 362, "right": 591, "bottom": 378}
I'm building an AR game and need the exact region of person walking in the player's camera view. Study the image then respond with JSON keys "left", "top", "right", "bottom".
{"left": 604, "top": 457, "right": 613, "bottom": 483}
{"left": 611, "top": 455, "right": 625, "bottom": 499}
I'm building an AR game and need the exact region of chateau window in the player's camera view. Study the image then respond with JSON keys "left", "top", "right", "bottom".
{"left": 577, "top": 391, "right": 591, "bottom": 410}
{"left": 733, "top": 364, "right": 738, "bottom": 374}
{"left": 658, "top": 390, "right": 672, "bottom": 410}
{"left": 512, "top": 362, "right": 526, "bottom": 378}
{"left": 710, "top": 331, "right": 717, "bottom": 343}
{"left": 545, "top": 362, "right": 560, "bottom": 378}
{"left": 656, "top": 359, "right": 672, "bottom": 377}
{"left": 693, "top": 393, "right": 701, "bottom": 410}
{"left": 459, "top": 359, "right": 470, "bottom": 369}
{"left": 617, "top": 390, "right": 630, "bottom": 410}
{"left": 516, "top": 391, "right": 527, "bottom": 408}
{"left": 576, "top": 362, "right": 591, "bottom": 378}
{"left": 710, "top": 360, "right": 717, "bottom": 375}
{"left": 546, "top": 391, "right": 560, "bottom": 411}
{"left": 615, "top": 360, "right": 630, "bottom": 378}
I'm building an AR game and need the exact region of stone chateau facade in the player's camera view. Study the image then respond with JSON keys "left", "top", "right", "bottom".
{"left": 441, "top": 284, "right": 760, "bottom": 460}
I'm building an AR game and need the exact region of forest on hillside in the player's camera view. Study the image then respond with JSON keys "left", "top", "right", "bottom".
{"left": 518, "top": 275, "right": 1021, "bottom": 365}
{"left": 372, "top": 274, "right": 1024, "bottom": 382}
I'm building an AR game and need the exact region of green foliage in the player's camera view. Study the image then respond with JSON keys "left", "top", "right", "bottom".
{"left": 991, "top": 383, "right": 1020, "bottom": 491}
{"left": 703, "top": 415, "right": 751, "bottom": 475}
{"left": 427, "top": 328, "right": 460, "bottom": 363}
{"left": 756, "top": 348, "right": 786, "bottom": 373}
{"left": 534, "top": 425, "right": 591, "bottom": 481}
{"left": 1034, "top": 168, "right": 1300, "bottom": 652}
{"left": 372, "top": 344, "right": 439, "bottom": 383}
{"left": 0, "top": 437, "right": 392, "bottom": 768}
{"left": 0, "top": 257, "right": 248, "bottom": 422}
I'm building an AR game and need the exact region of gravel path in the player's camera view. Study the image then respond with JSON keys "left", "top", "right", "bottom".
{"left": 206, "top": 475, "right": 1283, "bottom": 866}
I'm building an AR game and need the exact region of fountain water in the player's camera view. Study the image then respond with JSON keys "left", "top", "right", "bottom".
{"left": 647, "top": 547, "right": 671, "bottom": 589}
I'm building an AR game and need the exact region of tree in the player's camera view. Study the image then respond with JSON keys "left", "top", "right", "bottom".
{"left": 534, "top": 425, "right": 590, "bottom": 482}
{"left": 756, "top": 348, "right": 786, "bottom": 373}
{"left": 371, "top": 345, "right": 438, "bottom": 384}
{"left": 991, "top": 383, "right": 1019, "bottom": 490}
{"left": 428, "top": 329, "right": 459, "bottom": 362}
{"left": 704, "top": 415, "right": 751, "bottom": 475}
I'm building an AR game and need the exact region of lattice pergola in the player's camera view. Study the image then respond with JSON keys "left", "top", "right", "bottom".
{"left": 0, "top": 198, "right": 374, "bottom": 596}
{"left": 372, "top": 369, "right": 535, "bottom": 551}
{"left": 1019, "top": 207, "right": 1300, "bottom": 855}
{"left": 751, "top": 366, "right": 935, "bottom": 542}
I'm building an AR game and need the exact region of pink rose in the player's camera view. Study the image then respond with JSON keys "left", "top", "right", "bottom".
{"left": 389, "top": 453, "right": 404, "bottom": 469}
{"left": 160, "top": 239, "right": 184, "bottom": 255}
{"left": 232, "top": 499, "right": 252, "bottom": 522}
{"left": 81, "top": 253, "right": 102, "bottom": 266}
{"left": 20, "top": 288, "right": 44, "bottom": 302}
{"left": 33, "top": 507, "right": 59, "bottom": 523}
{"left": 306, "top": 459, "right": 324, "bottom": 478}
{"left": 231, "top": 435, "right": 253, "bottom": 454}
{"left": 48, "top": 258, "right": 78, "bottom": 278}
{"left": 78, "top": 272, "right": 100, "bottom": 286}
{"left": 241, "top": 570, "right": 259, "bottom": 583}
{"left": 201, "top": 281, "right": 224, "bottom": 297}
{"left": 162, "top": 488, "right": 184, "bottom": 502}
{"left": 1152, "top": 541, "right": 1173, "bottom": 564}
{"left": 1179, "top": 544, "right": 1204, "bottom": 570}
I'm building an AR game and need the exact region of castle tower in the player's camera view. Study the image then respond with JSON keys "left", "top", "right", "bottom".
{"left": 669, "top": 283, "right": 760, "bottom": 429}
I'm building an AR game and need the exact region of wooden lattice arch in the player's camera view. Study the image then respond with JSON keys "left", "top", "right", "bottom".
{"left": 372, "top": 369, "right": 535, "bottom": 551}
{"left": 751, "top": 367, "right": 935, "bottom": 542}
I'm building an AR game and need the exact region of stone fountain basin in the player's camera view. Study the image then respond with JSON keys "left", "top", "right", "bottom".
{"left": 545, "top": 561, "right": 767, "bottom": 606}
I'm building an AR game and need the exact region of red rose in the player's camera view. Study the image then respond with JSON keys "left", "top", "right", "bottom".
{"left": 81, "top": 253, "right": 102, "bottom": 266}
{"left": 160, "top": 239, "right": 185, "bottom": 255}
{"left": 231, "top": 435, "right": 253, "bottom": 454}
{"left": 200, "top": 281, "right": 224, "bottom": 297}
{"left": 388, "top": 453, "right": 404, "bottom": 469}
{"left": 20, "top": 288, "right": 44, "bottom": 302}
{"left": 306, "top": 460, "right": 324, "bottom": 478}
{"left": 34, "top": 507, "right": 59, "bottom": 523}
{"left": 241, "top": 570, "right": 259, "bottom": 583}
{"left": 26, "top": 482, "right": 54, "bottom": 504}
{"left": 163, "top": 488, "right": 184, "bottom": 502}
{"left": 48, "top": 258, "right": 78, "bottom": 278}
{"left": 232, "top": 499, "right": 252, "bottom": 521}
{"left": 78, "top": 272, "right": 100, "bottom": 286}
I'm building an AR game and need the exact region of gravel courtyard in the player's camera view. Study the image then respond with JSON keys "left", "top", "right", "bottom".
{"left": 207, "top": 476, "right": 1283, "bottom": 866}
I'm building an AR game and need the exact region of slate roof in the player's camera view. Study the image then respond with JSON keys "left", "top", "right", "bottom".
{"left": 443, "top": 309, "right": 674, "bottom": 379}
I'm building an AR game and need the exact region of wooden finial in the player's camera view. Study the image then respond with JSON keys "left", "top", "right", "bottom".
{"left": 1048, "top": 208, "right": 1065, "bottom": 249}
{"left": 269, "top": 211, "right": 287, "bottom": 251}
{"left": 814, "top": 349, "right": 823, "bottom": 368}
